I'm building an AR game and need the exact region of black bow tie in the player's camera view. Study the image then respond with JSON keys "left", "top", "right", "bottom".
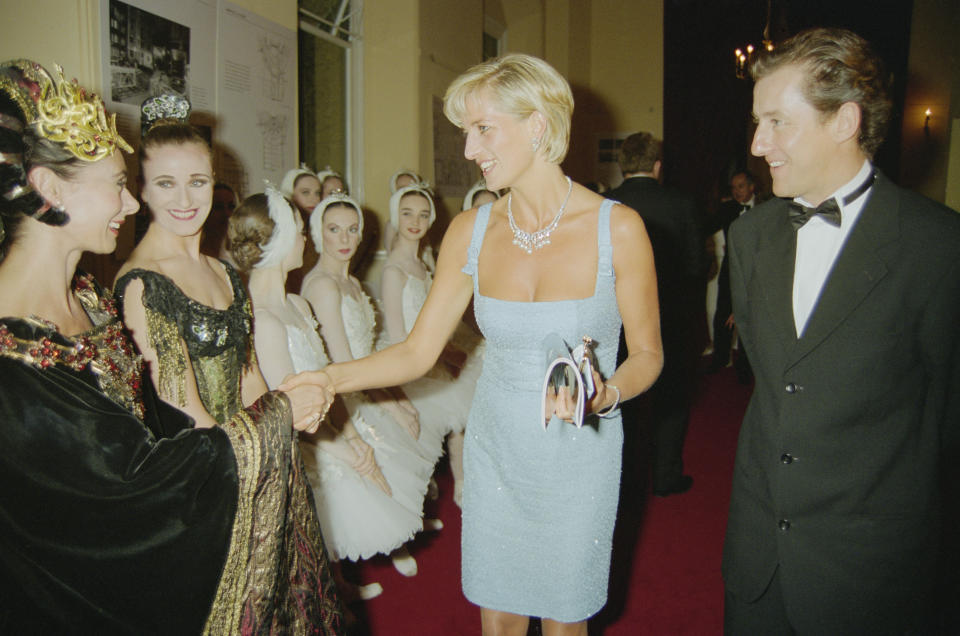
{"left": 788, "top": 169, "right": 876, "bottom": 230}
{"left": 788, "top": 198, "right": 841, "bottom": 228}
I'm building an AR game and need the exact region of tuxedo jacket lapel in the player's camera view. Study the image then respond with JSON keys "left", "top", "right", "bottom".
{"left": 787, "top": 174, "right": 899, "bottom": 368}
{"left": 751, "top": 203, "right": 798, "bottom": 356}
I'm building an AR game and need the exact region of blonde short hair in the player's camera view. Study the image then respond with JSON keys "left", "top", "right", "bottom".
{"left": 443, "top": 54, "right": 574, "bottom": 164}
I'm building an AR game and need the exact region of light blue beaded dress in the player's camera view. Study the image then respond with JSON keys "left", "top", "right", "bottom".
{"left": 460, "top": 199, "right": 623, "bottom": 622}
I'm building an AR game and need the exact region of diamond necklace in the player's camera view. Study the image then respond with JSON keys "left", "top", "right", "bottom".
{"left": 507, "top": 176, "right": 573, "bottom": 254}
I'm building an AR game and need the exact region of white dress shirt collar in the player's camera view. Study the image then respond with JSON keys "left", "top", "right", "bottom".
{"left": 792, "top": 160, "right": 874, "bottom": 336}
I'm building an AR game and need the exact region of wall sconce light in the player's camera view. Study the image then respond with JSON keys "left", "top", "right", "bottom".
{"left": 924, "top": 108, "right": 932, "bottom": 137}
{"left": 734, "top": 0, "right": 774, "bottom": 79}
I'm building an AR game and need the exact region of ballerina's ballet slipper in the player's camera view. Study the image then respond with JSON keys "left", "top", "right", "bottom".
{"left": 391, "top": 547, "right": 418, "bottom": 577}
{"left": 358, "top": 582, "right": 383, "bottom": 600}
{"left": 453, "top": 480, "right": 463, "bottom": 509}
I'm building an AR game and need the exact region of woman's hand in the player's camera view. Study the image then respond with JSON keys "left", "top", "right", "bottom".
{"left": 587, "top": 369, "right": 615, "bottom": 415}
{"left": 550, "top": 368, "right": 607, "bottom": 423}
{"left": 347, "top": 437, "right": 392, "bottom": 496}
{"left": 391, "top": 406, "right": 420, "bottom": 440}
{"left": 552, "top": 385, "right": 578, "bottom": 423}
{"left": 283, "top": 371, "right": 335, "bottom": 433}
{"left": 396, "top": 397, "right": 418, "bottom": 418}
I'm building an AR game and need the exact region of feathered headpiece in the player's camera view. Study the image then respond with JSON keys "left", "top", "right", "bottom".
{"left": 255, "top": 182, "right": 299, "bottom": 269}
{"left": 279, "top": 163, "right": 316, "bottom": 199}
{"left": 389, "top": 182, "right": 436, "bottom": 230}
{"left": 310, "top": 192, "right": 363, "bottom": 254}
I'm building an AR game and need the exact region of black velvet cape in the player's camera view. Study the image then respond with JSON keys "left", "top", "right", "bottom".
{"left": 0, "top": 316, "right": 238, "bottom": 634}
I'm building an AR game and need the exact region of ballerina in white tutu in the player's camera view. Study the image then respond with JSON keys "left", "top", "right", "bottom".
{"left": 380, "top": 184, "right": 485, "bottom": 507}
{"left": 230, "top": 187, "right": 436, "bottom": 592}
{"left": 300, "top": 193, "right": 445, "bottom": 576}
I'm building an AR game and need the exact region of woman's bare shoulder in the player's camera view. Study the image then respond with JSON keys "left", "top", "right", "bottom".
{"left": 381, "top": 262, "right": 408, "bottom": 285}
{"left": 608, "top": 200, "right": 647, "bottom": 236}
{"left": 302, "top": 270, "right": 340, "bottom": 299}
{"left": 116, "top": 253, "right": 161, "bottom": 282}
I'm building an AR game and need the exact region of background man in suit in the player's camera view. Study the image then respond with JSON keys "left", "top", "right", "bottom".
{"left": 722, "top": 27, "right": 960, "bottom": 634}
{"left": 608, "top": 132, "right": 703, "bottom": 496}
{"left": 707, "top": 170, "right": 756, "bottom": 383}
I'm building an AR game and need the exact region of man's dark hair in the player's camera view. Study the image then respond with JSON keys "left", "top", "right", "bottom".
{"left": 730, "top": 170, "right": 755, "bottom": 186}
{"left": 618, "top": 132, "right": 662, "bottom": 175}
{"left": 750, "top": 27, "right": 892, "bottom": 157}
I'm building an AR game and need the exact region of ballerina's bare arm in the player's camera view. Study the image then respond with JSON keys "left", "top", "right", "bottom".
{"left": 283, "top": 210, "right": 476, "bottom": 395}
{"left": 588, "top": 202, "right": 664, "bottom": 414}
{"left": 120, "top": 277, "right": 219, "bottom": 429}
{"left": 251, "top": 307, "right": 298, "bottom": 389}
{"left": 304, "top": 399, "right": 392, "bottom": 495}
{"left": 239, "top": 352, "right": 270, "bottom": 409}
{"left": 379, "top": 263, "right": 410, "bottom": 345}
{"left": 301, "top": 275, "right": 356, "bottom": 365}
{"left": 301, "top": 271, "right": 420, "bottom": 437}
{"left": 381, "top": 262, "right": 466, "bottom": 375}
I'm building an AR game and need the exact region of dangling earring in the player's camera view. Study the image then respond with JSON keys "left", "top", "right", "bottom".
{"left": 531, "top": 137, "right": 541, "bottom": 153}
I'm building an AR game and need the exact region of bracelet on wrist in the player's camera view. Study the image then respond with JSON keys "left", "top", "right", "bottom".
{"left": 596, "top": 384, "right": 620, "bottom": 418}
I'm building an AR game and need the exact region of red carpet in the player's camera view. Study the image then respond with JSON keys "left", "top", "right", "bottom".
{"left": 348, "top": 364, "right": 751, "bottom": 635}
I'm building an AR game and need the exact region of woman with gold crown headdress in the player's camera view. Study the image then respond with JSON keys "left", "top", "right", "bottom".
{"left": 0, "top": 60, "right": 342, "bottom": 633}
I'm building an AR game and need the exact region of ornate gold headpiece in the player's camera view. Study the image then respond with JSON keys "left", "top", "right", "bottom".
{"left": 0, "top": 59, "right": 132, "bottom": 162}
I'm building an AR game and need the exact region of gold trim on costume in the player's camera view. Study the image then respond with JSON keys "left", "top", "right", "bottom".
{"left": 144, "top": 305, "right": 188, "bottom": 407}
{"left": 1, "top": 59, "right": 132, "bottom": 161}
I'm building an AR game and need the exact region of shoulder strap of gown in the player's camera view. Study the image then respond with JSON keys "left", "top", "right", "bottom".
{"left": 461, "top": 202, "right": 493, "bottom": 277}
{"left": 597, "top": 198, "right": 615, "bottom": 277}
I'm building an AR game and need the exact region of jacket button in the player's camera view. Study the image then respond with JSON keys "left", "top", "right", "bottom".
{"left": 780, "top": 453, "right": 794, "bottom": 464}
{"left": 785, "top": 383, "right": 797, "bottom": 393}
{"left": 778, "top": 519, "right": 791, "bottom": 532}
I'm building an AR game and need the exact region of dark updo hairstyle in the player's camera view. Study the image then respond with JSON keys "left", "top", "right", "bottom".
{"left": 228, "top": 193, "right": 274, "bottom": 273}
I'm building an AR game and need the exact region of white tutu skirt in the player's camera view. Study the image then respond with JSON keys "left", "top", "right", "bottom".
{"left": 301, "top": 394, "right": 434, "bottom": 562}
{"left": 377, "top": 328, "right": 483, "bottom": 461}
{"left": 406, "top": 321, "right": 484, "bottom": 436}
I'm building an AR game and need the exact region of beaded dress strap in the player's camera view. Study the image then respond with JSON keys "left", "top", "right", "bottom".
{"left": 597, "top": 198, "right": 615, "bottom": 277}
{"left": 461, "top": 201, "right": 492, "bottom": 278}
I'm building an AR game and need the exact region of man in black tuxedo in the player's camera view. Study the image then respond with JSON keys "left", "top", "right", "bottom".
{"left": 607, "top": 132, "right": 703, "bottom": 496}
{"left": 722, "top": 27, "right": 960, "bottom": 634}
{"left": 707, "top": 171, "right": 755, "bottom": 383}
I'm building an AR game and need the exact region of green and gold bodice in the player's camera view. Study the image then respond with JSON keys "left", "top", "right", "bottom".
{"left": 115, "top": 263, "right": 255, "bottom": 425}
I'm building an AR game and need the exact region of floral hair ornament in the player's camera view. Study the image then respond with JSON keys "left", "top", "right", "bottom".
{"left": 140, "top": 93, "right": 190, "bottom": 136}
{"left": 389, "top": 182, "right": 436, "bottom": 230}
{"left": 310, "top": 192, "right": 363, "bottom": 254}
{"left": 256, "top": 181, "right": 299, "bottom": 270}
{"left": 0, "top": 59, "right": 132, "bottom": 162}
